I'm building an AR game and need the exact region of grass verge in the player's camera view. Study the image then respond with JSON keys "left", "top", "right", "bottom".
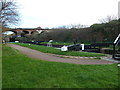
{"left": 3, "top": 44, "right": 119, "bottom": 88}
{"left": 41, "top": 41, "right": 72, "bottom": 45}
{"left": 14, "top": 43, "right": 106, "bottom": 57}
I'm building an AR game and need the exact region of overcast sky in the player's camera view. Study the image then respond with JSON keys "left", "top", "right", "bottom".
{"left": 15, "top": 0, "right": 119, "bottom": 28}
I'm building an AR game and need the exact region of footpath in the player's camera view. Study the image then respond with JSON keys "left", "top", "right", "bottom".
{"left": 8, "top": 44, "right": 119, "bottom": 65}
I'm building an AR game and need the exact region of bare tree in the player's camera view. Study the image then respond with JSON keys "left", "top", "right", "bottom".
{"left": 99, "top": 15, "right": 117, "bottom": 23}
{"left": 69, "top": 24, "right": 87, "bottom": 29}
{"left": 0, "top": 0, "right": 20, "bottom": 28}
{"left": 52, "top": 24, "right": 87, "bottom": 29}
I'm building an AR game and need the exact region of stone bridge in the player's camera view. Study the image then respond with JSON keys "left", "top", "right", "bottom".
{"left": 9, "top": 27, "right": 51, "bottom": 37}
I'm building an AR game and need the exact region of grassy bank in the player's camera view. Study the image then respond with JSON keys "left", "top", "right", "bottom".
{"left": 14, "top": 43, "right": 106, "bottom": 57}
{"left": 3, "top": 44, "right": 119, "bottom": 88}
{"left": 41, "top": 41, "right": 72, "bottom": 45}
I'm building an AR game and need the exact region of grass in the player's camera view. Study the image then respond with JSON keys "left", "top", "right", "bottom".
{"left": 41, "top": 41, "right": 72, "bottom": 45}
{"left": 41, "top": 41, "right": 93, "bottom": 45}
{"left": 14, "top": 43, "right": 106, "bottom": 57}
{"left": 0, "top": 44, "right": 2, "bottom": 89}
{"left": 2, "top": 44, "right": 119, "bottom": 88}
{"left": 40, "top": 41, "right": 105, "bottom": 45}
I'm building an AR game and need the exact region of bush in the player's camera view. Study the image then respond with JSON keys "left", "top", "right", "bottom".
{"left": 15, "top": 37, "right": 29, "bottom": 42}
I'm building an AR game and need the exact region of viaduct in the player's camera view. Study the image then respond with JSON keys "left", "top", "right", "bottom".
{"left": 9, "top": 27, "right": 52, "bottom": 37}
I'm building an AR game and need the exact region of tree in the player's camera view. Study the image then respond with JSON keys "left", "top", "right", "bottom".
{"left": 99, "top": 15, "right": 117, "bottom": 23}
{"left": 0, "top": 0, "right": 20, "bottom": 29}
{"left": 90, "top": 19, "right": 119, "bottom": 42}
{"left": 51, "top": 23, "right": 87, "bottom": 29}
{"left": 69, "top": 24, "right": 87, "bottom": 29}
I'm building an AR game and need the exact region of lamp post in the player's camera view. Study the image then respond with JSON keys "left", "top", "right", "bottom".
{"left": 118, "top": 1, "right": 120, "bottom": 19}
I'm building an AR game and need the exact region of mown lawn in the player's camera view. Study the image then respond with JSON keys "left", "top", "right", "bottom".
{"left": 2, "top": 44, "right": 119, "bottom": 88}
{"left": 0, "top": 44, "right": 2, "bottom": 89}
{"left": 41, "top": 41, "right": 72, "bottom": 45}
{"left": 41, "top": 41, "right": 93, "bottom": 45}
{"left": 14, "top": 43, "right": 106, "bottom": 57}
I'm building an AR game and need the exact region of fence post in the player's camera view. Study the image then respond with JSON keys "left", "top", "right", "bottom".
{"left": 112, "top": 44, "right": 115, "bottom": 59}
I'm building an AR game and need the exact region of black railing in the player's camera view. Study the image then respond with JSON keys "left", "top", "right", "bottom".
{"left": 112, "top": 34, "right": 120, "bottom": 59}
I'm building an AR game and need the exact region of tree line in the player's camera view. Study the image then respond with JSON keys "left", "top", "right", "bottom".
{"left": 1, "top": 0, "right": 120, "bottom": 43}
{"left": 15, "top": 19, "right": 120, "bottom": 43}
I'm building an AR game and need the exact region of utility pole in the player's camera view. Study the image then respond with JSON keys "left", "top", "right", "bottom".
{"left": 118, "top": 1, "right": 120, "bottom": 19}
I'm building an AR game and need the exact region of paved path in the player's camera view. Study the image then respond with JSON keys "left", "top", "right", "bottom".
{"left": 8, "top": 44, "right": 118, "bottom": 65}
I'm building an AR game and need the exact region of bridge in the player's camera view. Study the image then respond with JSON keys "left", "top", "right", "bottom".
{"left": 9, "top": 27, "right": 52, "bottom": 37}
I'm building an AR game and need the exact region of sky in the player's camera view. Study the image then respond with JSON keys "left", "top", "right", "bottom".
{"left": 15, "top": 0, "right": 120, "bottom": 29}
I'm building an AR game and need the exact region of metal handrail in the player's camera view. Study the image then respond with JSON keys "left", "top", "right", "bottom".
{"left": 115, "top": 39, "right": 120, "bottom": 47}
{"left": 114, "top": 33, "right": 120, "bottom": 47}
{"left": 113, "top": 33, "right": 120, "bottom": 59}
